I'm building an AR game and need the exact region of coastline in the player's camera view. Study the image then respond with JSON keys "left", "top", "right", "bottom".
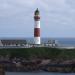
{"left": 0, "top": 47, "right": 75, "bottom": 73}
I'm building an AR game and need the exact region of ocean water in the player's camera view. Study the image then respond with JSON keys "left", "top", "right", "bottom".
{"left": 25, "top": 38, "right": 75, "bottom": 47}
{"left": 6, "top": 72, "right": 75, "bottom": 75}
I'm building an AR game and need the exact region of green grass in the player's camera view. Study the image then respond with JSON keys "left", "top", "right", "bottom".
{"left": 0, "top": 48, "right": 75, "bottom": 59}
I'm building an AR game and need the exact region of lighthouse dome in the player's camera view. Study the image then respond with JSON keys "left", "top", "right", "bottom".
{"left": 35, "top": 8, "right": 39, "bottom": 15}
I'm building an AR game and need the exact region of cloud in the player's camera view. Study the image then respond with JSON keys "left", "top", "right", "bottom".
{"left": 66, "top": 0, "right": 75, "bottom": 8}
{"left": 0, "top": 0, "right": 75, "bottom": 37}
{"left": 0, "top": 0, "right": 35, "bottom": 17}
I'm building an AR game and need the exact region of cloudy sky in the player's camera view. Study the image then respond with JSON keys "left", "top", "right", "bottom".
{"left": 0, "top": 0, "right": 75, "bottom": 38}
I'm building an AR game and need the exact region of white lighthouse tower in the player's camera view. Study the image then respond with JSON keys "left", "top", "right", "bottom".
{"left": 34, "top": 8, "right": 41, "bottom": 44}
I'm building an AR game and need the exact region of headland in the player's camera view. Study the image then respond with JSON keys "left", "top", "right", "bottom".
{"left": 0, "top": 47, "right": 75, "bottom": 72}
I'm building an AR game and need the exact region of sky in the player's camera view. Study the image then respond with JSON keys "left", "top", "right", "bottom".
{"left": 0, "top": 0, "right": 75, "bottom": 38}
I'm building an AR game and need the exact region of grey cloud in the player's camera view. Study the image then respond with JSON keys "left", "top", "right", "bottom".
{"left": 0, "top": 0, "right": 35, "bottom": 17}
{"left": 66, "top": 0, "right": 75, "bottom": 8}
{"left": 0, "top": 0, "right": 75, "bottom": 37}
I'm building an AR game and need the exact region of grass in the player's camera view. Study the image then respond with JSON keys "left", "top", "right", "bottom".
{"left": 0, "top": 47, "right": 75, "bottom": 59}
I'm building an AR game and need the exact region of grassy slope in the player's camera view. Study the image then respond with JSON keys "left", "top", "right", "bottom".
{"left": 0, "top": 48, "right": 75, "bottom": 59}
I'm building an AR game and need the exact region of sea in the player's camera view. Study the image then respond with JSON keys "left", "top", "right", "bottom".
{"left": 5, "top": 72, "right": 75, "bottom": 75}
{"left": 25, "top": 38, "right": 75, "bottom": 47}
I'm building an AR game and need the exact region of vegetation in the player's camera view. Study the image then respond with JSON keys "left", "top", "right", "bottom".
{"left": 0, "top": 47, "right": 75, "bottom": 59}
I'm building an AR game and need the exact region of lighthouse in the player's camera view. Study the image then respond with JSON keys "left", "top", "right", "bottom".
{"left": 34, "top": 8, "right": 41, "bottom": 44}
